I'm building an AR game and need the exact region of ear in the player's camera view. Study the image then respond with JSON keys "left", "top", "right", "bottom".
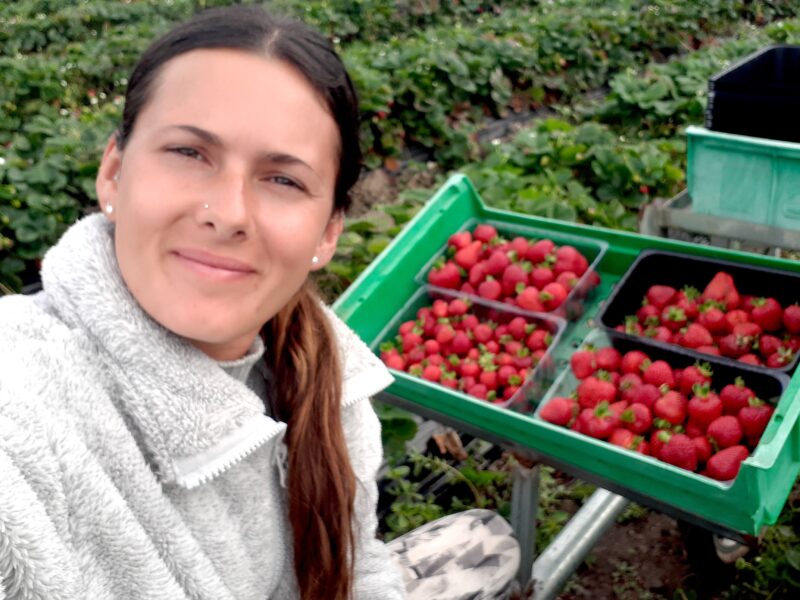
{"left": 310, "top": 211, "right": 344, "bottom": 271}
{"left": 96, "top": 134, "right": 123, "bottom": 221}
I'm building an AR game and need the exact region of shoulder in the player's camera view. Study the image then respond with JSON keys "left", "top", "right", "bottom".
{"left": 320, "top": 304, "right": 394, "bottom": 406}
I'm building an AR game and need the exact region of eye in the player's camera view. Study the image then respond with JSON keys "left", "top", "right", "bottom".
{"left": 267, "top": 174, "right": 306, "bottom": 191}
{"left": 168, "top": 146, "right": 205, "bottom": 161}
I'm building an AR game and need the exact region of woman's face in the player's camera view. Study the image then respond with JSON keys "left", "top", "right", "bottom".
{"left": 96, "top": 49, "right": 343, "bottom": 361}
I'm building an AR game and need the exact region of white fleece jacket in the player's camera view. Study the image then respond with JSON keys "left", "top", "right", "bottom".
{"left": 0, "top": 214, "right": 405, "bottom": 600}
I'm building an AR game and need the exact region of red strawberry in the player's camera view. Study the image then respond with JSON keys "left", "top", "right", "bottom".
{"left": 649, "top": 429, "right": 672, "bottom": 459}
{"left": 428, "top": 261, "right": 462, "bottom": 289}
{"left": 687, "top": 384, "right": 723, "bottom": 426}
{"left": 617, "top": 317, "right": 643, "bottom": 336}
{"left": 526, "top": 329, "right": 552, "bottom": 351}
{"left": 383, "top": 353, "right": 406, "bottom": 371}
{"left": 482, "top": 250, "right": 509, "bottom": 278}
{"left": 646, "top": 285, "right": 677, "bottom": 309}
{"left": 637, "top": 303, "right": 662, "bottom": 325}
{"left": 473, "top": 224, "right": 498, "bottom": 243}
{"left": 660, "top": 306, "right": 687, "bottom": 333}
{"left": 738, "top": 398, "right": 774, "bottom": 441}
{"left": 468, "top": 262, "right": 488, "bottom": 287}
{"left": 508, "top": 236, "right": 528, "bottom": 257}
{"left": 501, "top": 385, "right": 520, "bottom": 401}
{"left": 553, "top": 245, "right": 588, "bottom": 277}
{"left": 697, "top": 304, "right": 728, "bottom": 335}
{"left": 629, "top": 383, "right": 660, "bottom": 410}
{"left": 692, "top": 436, "right": 713, "bottom": 465}
{"left": 619, "top": 373, "right": 643, "bottom": 403}
{"left": 676, "top": 286, "right": 701, "bottom": 320}
{"left": 684, "top": 418, "right": 707, "bottom": 438}
{"left": 642, "top": 360, "right": 675, "bottom": 388}
{"left": 707, "top": 415, "right": 743, "bottom": 449}
{"left": 782, "top": 304, "right": 800, "bottom": 334}
{"left": 477, "top": 278, "right": 502, "bottom": 301}
{"left": 423, "top": 339, "right": 441, "bottom": 356}
{"left": 440, "top": 372, "right": 459, "bottom": 389}
{"left": 507, "top": 317, "right": 530, "bottom": 341}
{"left": 705, "top": 445, "right": 749, "bottom": 481}
{"left": 556, "top": 271, "right": 579, "bottom": 290}
{"left": 677, "top": 362, "right": 713, "bottom": 396}
{"left": 654, "top": 390, "right": 687, "bottom": 425}
{"left": 749, "top": 297, "right": 783, "bottom": 332}
{"left": 448, "top": 230, "right": 473, "bottom": 250}
{"left": 526, "top": 239, "right": 556, "bottom": 264}
{"left": 472, "top": 323, "right": 494, "bottom": 344}
{"left": 595, "top": 347, "right": 621, "bottom": 372}
{"left": 660, "top": 433, "right": 698, "bottom": 471}
{"left": 758, "top": 334, "right": 783, "bottom": 359}
{"left": 696, "top": 345, "right": 721, "bottom": 356}
{"left": 608, "top": 428, "right": 646, "bottom": 452}
{"left": 718, "top": 333, "right": 753, "bottom": 358}
{"left": 679, "top": 323, "right": 713, "bottom": 349}
{"left": 497, "top": 365, "right": 520, "bottom": 388}
{"left": 502, "top": 264, "right": 529, "bottom": 296}
{"left": 619, "top": 402, "right": 652, "bottom": 434}
{"left": 725, "top": 309, "right": 750, "bottom": 333}
{"left": 576, "top": 374, "right": 617, "bottom": 409}
{"left": 733, "top": 322, "right": 762, "bottom": 339}
{"left": 540, "top": 282, "right": 568, "bottom": 311}
{"left": 450, "top": 331, "right": 472, "bottom": 356}
{"left": 530, "top": 267, "right": 555, "bottom": 290}
{"left": 738, "top": 353, "right": 762, "bottom": 366}
{"left": 467, "top": 383, "right": 489, "bottom": 399}
{"left": 516, "top": 286, "right": 543, "bottom": 312}
{"left": 620, "top": 350, "right": 650, "bottom": 375}
{"left": 645, "top": 325, "right": 673, "bottom": 343}
{"left": 766, "top": 347, "right": 795, "bottom": 369}
{"left": 570, "top": 348, "right": 597, "bottom": 379}
{"left": 579, "top": 402, "right": 619, "bottom": 439}
{"left": 448, "top": 298, "right": 469, "bottom": 316}
{"left": 539, "top": 397, "right": 578, "bottom": 426}
{"left": 422, "top": 364, "right": 442, "bottom": 382}
{"left": 720, "top": 377, "right": 755, "bottom": 415}
{"left": 454, "top": 240, "right": 484, "bottom": 270}
{"left": 701, "top": 271, "right": 740, "bottom": 310}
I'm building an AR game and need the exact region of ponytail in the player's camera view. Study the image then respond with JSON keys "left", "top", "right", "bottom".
{"left": 263, "top": 280, "right": 356, "bottom": 600}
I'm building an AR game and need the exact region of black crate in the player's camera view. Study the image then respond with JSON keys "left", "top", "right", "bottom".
{"left": 706, "top": 45, "right": 800, "bottom": 143}
{"left": 596, "top": 249, "right": 800, "bottom": 374}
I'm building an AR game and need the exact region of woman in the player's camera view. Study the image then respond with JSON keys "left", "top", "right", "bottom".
{"left": 0, "top": 6, "right": 519, "bottom": 600}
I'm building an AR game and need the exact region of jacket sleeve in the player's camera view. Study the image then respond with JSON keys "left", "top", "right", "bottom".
{"left": 343, "top": 398, "right": 407, "bottom": 600}
{"left": 0, "top": 425, "right": 79, "bottom": 600}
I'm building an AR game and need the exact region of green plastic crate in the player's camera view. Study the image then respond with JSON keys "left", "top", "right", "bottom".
{"left": 687, "top": 125, "right": 800, "bottom": 230}
{"left": 334, "top": 173, "right": 800, "bottom": 535}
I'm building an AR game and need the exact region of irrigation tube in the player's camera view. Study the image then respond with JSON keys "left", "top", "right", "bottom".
{"left": 530, "top": 489, "right": 630, "bottom": 599}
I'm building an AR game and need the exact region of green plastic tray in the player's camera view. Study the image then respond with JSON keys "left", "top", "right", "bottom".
{"left": 334, "top": 173, "right": 800, "bottom": 535}
{"left": 687, "top": 125, "right": 800, "bottom": 230}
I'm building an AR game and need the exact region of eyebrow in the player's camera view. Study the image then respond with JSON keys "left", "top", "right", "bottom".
{"left": 163, "top": 124, "right": 315, "bottom": 171}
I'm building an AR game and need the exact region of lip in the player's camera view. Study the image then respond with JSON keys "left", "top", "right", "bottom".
{"left": 171, "top": 248, "right": 256, "bottom": 276}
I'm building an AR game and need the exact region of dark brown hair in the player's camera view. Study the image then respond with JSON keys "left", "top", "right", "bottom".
{"left": 118, "top": 6, "right": 362, "bottom": 599}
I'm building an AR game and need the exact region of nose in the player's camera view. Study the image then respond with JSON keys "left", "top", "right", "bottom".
{"left": 197, "top": 169, "right": 251, "bottom": 239}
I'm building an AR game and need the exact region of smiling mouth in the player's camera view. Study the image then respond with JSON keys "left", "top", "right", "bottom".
{"left": 171, "top": 249, "right": 256, "bottom": 280}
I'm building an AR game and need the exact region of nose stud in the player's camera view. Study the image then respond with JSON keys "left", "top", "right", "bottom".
{"left": 311, "top": 256, "right": 319, "bottom": 265}
{"left": 203, "top": 203, "right": 209, "bottom": 209}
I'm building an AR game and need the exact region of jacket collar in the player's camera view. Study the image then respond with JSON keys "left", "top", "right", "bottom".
{"left": 40, "top": 214, "right": 392, "bottom": 488}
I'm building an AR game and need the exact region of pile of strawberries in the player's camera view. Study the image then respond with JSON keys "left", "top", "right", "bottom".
{"left": 616, "top": 271, "right": 800, "bottom": 369}
{"left": 538, "top": 344, "right": 775, "bottom": 481}
{"left": 427, "top": 223, "right": 598, "bottom": 314}
{"left": 379, "top": 295, "right": 555, "bottom": 403}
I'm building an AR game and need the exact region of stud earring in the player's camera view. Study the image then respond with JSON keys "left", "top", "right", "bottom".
{"left": 311, "top": 256, "right": 320, "bottom": 265}
{"left": 203, "top": 203, "right": 209, "bottom": 209}
{"left": 113, "top": 173, "right": 119, "bottom": 181}
{"left": 105, "top": 204, "right": 114, "bottom": 215}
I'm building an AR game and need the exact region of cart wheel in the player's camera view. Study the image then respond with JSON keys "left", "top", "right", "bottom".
{"left": 677, "top": 521, "right": 746, "bottom": 592}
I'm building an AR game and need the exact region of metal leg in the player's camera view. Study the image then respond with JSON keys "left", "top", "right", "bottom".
{"left": 510, "top": 463, "right": 539, "bottom": 587}
{"left": 530, "top": 489, "right": 630, "bottom": 599}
